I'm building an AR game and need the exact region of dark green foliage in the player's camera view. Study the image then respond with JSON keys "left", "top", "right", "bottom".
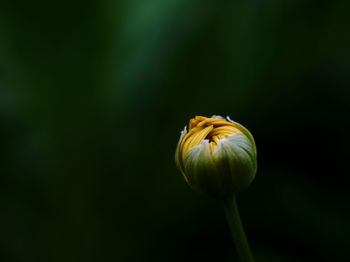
{"left": 0, "top": 0, "right": 349, "bottom": 261}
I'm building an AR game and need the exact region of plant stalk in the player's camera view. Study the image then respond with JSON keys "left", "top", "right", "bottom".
{"left": 222, "top": 194, "right": 254, "bottom": 262}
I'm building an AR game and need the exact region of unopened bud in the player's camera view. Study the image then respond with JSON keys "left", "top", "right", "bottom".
{"left": 175, "top": 115, "right": 257, "bottom": 196}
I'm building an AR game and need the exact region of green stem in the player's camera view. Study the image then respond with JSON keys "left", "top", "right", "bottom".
{"left": 222, "top": 194, "right": 254, "bottom": 262}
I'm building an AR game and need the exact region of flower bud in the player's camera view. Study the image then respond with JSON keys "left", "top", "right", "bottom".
{"left": 175, "top": 115, "right": 257, "bottom": 196}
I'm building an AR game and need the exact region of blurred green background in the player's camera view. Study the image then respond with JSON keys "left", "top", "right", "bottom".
{"left": 0, "top": 0, "right": 349, "bottom": 261}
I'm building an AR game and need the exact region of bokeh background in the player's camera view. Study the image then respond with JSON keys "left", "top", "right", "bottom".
{"left": 1, "top": 0, "right": 349, "bottom": 261}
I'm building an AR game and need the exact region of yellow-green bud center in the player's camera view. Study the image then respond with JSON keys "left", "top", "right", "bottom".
{"left": 180, "top": 116, "right": 243, "bottom": 156}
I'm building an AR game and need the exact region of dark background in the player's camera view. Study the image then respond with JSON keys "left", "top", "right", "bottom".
{"left": 0, "top": 0, "right": 349, "bottom": 261}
